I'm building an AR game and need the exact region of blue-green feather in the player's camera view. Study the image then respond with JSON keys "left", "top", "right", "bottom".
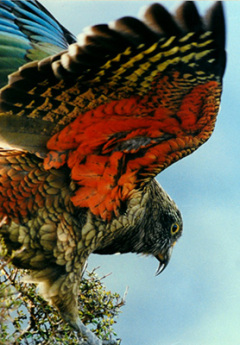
{"left": 0, "top": 0, "right": 76, "bottom": 88}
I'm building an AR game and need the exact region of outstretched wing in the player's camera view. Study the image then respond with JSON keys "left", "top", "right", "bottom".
{"left": 0, "top": 0, "right": 76, "bottom": 88}
{"left": 0, "top": 2, "right": 226, "bottom": 220}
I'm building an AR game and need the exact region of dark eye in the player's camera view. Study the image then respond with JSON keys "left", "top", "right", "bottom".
{"left": 171, "top": 223, "right": 180, "bottom": 235}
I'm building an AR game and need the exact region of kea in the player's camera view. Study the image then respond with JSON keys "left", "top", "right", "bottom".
{"left": 0, "top": 0, "right": 226, "bottom": 343}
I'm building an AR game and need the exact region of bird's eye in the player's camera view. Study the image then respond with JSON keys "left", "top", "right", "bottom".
{"left": 171, "top": 223, "right": 180, "bottom": 235}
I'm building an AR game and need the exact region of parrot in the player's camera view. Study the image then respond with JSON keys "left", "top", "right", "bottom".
{"left": 0, "top": 0, "right": 226, "bottom": 342}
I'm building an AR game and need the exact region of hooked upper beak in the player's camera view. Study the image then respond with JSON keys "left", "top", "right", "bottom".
{"left": 155, "top": 244, "right": 174, "bottom": 276}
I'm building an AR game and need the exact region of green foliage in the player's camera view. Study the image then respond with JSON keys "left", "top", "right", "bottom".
{"left": 0, "top": 241, "right": 124, "bottom": 345}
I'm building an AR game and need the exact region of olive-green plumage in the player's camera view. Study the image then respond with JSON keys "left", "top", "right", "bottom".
{"left": 0, "top": 1, "right": 225, "bottom": 342}
{"left": 0, "top": 150, "right": 182, "bottom": 329}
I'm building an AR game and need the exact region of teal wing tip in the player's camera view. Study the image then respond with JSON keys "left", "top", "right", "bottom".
{"left": 0, "top": 0, "right": 76, "bottom": 88}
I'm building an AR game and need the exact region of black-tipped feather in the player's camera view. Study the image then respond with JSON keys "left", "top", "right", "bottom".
{"left": 143, "top": 3, "right": 182, "bottom": 35}
{"left": 0, "top": 1, "right": 226, "bottom": 155}
{"left": 175, "top": 2, "right": 203, "bottom": 32}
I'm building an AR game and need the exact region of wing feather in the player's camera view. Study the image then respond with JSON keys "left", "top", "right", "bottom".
{"left": 0, "top": 0, "right": 76, "bottom": 88}
{"left": 0, "top": 1, "right": 226, "bottom": 220}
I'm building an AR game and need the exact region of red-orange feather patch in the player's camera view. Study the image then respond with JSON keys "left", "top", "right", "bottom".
{"left": 44, "top": 76, "right": 222, "bottom": 220}
{"left": 0, "top": 2, "right": 225, "bottom": 221}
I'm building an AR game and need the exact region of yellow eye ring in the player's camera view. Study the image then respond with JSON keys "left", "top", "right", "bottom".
{"left": 171, "top": 223, "right": 180, "bottom": 235}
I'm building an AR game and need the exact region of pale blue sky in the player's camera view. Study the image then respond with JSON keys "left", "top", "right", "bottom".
{"left": 41, "top": 2, "right": 240, "bottom": 344}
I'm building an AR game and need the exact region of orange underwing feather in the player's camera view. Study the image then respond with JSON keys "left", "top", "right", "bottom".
{"left": 0, "top": 1, "right": 226, "bottom": 220}
{"left": 45, "top": 78, "right": 222, "bottom": 220}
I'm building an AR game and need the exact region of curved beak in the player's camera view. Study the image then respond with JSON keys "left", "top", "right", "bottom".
{"left": 155, "top": 245, "right": 174, "bottom": 276}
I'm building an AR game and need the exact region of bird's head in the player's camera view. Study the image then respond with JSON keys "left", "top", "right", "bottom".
{"left": 130, "top": 179, "right": 183, "bottom": 275}
{"left": 94, "top": 178, "right": 182, "bottom": 275}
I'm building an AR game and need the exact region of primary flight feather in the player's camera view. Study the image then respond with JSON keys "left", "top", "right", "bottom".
{"left": 0, "top": 0, "right": 225, "bottom": 339}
